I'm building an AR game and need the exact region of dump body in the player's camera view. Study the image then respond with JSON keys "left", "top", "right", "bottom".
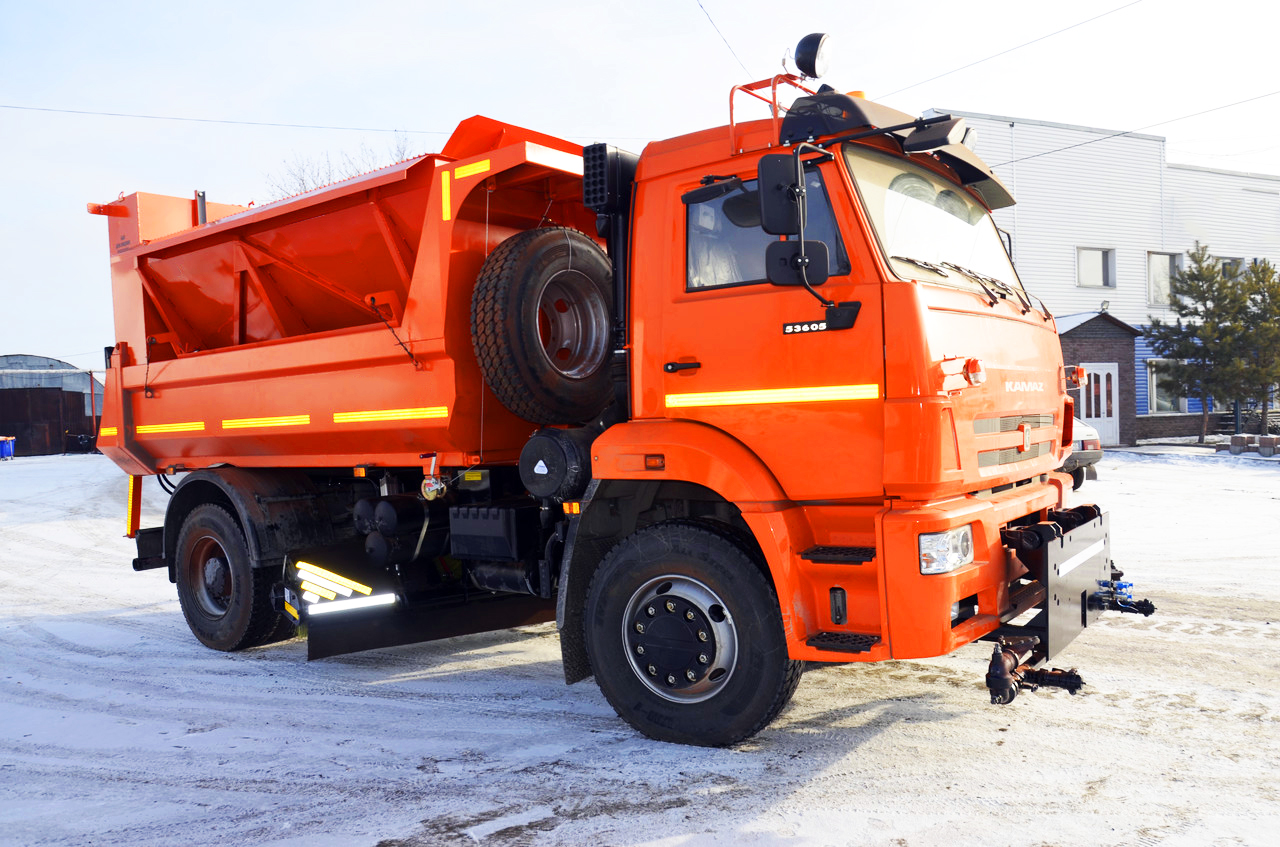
{"left": 95, "top": 118, "right": 596, "bottom": 475}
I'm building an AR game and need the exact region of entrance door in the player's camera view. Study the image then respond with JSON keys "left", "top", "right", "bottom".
{"left": 1079, "top": 362, "right": 1120, "bottom": 446}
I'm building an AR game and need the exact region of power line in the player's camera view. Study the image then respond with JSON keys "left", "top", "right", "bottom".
{"left": 0, "top": 102, "right": 657, "bottom": 142}
{"left": 0, "top": 103, "right": 446, "bottom": 135}
{"left": 876, "top": 0, "right": 1145, "bottom": 99}
{"left": 992, "top": 89, "right": 1280, "bottom": 167}
{"left": 696, "top": 0, "right": 752, "bottom": 77}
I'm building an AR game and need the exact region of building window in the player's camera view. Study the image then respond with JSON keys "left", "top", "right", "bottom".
{"left": 1147, "top": 360, "right": 1186, "bottom": 413}
{"left": 1148, "top": 252, "right": 1179, "bottom": 306}
{"left": 1217, "top": 256, "right": 1243, "bottom": 278}
{"left": 1077, "top": 247, "right": 1115, "bottom": 288}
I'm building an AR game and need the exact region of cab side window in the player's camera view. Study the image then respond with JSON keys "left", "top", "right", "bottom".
{"left": 686, "top": 172, "right": 849, "bottom": 291}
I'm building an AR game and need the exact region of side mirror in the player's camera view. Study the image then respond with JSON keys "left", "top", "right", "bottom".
{"left": 757, "top": 153, "right": 800, "bottom": 235}
{"left": 766, "top": 240, "right": 829, "bottom": 288}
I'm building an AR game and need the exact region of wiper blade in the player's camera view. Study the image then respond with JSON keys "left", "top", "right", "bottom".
{"left": 939, "top": 261, "right": 1001, "bottom": 306}
{"left": 941, "top": 262, "right": 1036, "bottom": 315}
{"left": 891, "top": 255, "right": 951, "bottom": 277}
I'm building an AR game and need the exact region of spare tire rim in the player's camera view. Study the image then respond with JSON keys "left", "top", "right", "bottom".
{"left": 535, "top": 270, "right": 609, "bottom": 380}
{"left": 622, "top": 575, "right": 738, "bottom": 703}
{"left": 189, "top": 535, "right": 233, "bottom": 619}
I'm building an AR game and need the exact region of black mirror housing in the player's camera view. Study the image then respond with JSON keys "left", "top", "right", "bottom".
{"left": 766, "top": 240, "right": 829, "bottom": 288}
{"left": 757, "top": 154, "right": 800, "bottom": 235}
{"left": 902, "top": 117, "right": 967, "bottom": 153}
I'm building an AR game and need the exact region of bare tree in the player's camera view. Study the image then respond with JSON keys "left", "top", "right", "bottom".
{"left": 265, "top": 133, "right": 421, "bottom": 199}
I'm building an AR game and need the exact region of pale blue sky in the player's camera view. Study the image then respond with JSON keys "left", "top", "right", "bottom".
{"left": 2, "top": 0, "right": 1276, "bottom": 373}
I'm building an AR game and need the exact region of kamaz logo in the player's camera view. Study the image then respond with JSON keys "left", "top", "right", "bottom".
{"left": 1004, "top": 380, "right": 1044, "bottom": 392}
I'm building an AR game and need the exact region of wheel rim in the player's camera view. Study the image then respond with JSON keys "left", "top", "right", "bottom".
{"left": 188, "top": 535, "right": 233, "bottom": 619}
{"left": 534, "top": 269, "right": 609, "bottom": 380}
{"left": 621, "top": 575, "right": 738, "bottom": 703}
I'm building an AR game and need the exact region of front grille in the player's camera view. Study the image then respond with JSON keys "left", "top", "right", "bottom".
{"left": 974, "top": 413, "right": 1055, "bottom": 434}
{"left": 977, "top": 440, "right": 1053, "bottom": 467}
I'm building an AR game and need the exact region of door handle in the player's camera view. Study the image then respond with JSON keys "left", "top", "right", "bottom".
{"left": 664, "top": 361, "right": 702, "bottom": 373}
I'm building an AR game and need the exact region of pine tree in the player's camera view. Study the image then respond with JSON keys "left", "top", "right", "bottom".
{"left": 1144, "top": 244, "right": 1249, "bottom": 442}
{"left": 1239, "top": 259, "right": 1280, "bottom": 434}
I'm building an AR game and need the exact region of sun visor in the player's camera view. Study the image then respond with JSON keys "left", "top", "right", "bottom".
{"left": 780, "top": 93, "right": 916, "bottom": 145}
{"left": 933, "top": 143, "right": 1016, "bottom": 210}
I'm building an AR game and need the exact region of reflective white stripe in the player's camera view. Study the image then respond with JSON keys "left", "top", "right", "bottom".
{"left": 1057, "top": 538, "right": 1105, "bottom": 577}
{"left": 300, "top": 580, "right": 337, "bottom": 601}
{"left": 307, "top": 593, "right": 397, "bottom": 616}
{"left": 301, "top": 591, "right": 321, "bottom": 604}
{"left": 525, "top": 143, "right": 583, "bottom": 176}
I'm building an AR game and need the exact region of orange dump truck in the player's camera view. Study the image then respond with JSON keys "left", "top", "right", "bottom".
{"left": 92, "top": 35, "right": 1151, "bottom": 746}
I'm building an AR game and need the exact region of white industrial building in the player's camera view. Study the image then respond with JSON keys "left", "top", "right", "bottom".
{"left": 929, "top": 108, "right": 1280, "bottom": 444}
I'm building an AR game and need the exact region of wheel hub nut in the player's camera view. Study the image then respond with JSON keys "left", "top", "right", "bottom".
{"left": 647, "top": 664, "right": 657, "bottom": 676}
{"left": 666, "top": 674, "right": 677, "bottom": 685}
{"left": 685, "top": 670, "right": 697, "bottom": 681}
{"left": 698, "top": 653, "right": 708, "bottom": 664}
{"left": 665, "top": 600, "right": 676, "bottom": 613}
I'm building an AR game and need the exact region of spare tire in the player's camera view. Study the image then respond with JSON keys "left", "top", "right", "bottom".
{"left": 472, "top": 227, "right": 614, "bottom": 424}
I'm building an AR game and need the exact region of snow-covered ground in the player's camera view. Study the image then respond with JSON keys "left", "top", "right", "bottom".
{"left": 2, "top": 452, "right": 1278, "bottom": 846}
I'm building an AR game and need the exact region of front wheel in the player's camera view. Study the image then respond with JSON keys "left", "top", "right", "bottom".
{"left": 584, "top": 520, "right": 801, "bottom": 746}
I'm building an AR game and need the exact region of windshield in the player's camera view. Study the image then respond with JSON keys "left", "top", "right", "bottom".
{"left": 841, "top": 144, "right": 1025, "bottom": 297}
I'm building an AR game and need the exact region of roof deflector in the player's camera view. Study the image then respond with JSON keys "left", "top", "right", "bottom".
{"left": 779, "top": 92, "right": 1016, "bottom": 210}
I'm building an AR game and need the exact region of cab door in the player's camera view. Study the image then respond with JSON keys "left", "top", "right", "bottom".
{"left": 654, "top": 165, "right": 886, "bottom": 502}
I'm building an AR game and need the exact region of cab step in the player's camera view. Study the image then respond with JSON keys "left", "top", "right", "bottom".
{"left": 801, "top": 545, "right": 875, "bottom": 565}
{"left": 806, "top": 632, "right": 881, "bottom": 653}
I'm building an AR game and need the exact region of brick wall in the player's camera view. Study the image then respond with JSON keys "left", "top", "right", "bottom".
{"left": 1135, "top": 412, "right": 1215, "bottom": 440}
{"left": 1061, "top": 321, "right": 1138, "bottom": 445}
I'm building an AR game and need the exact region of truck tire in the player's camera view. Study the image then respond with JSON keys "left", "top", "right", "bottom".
{"left": 584, "top": 519, "right": 801, "bottom": 746}
{"left": 174, "top": 504, "right": 281, "bottom": 651}
{"left": 472, "top": 227, "right": 613, "bottom": 424}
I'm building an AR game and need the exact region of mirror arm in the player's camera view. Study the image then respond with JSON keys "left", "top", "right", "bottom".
{"left": 790, "top": 144, "right": 836, "bottom": 307}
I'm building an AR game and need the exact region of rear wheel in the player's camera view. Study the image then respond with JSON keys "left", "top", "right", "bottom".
{"left": 175, "top": 504, "right": 281, "bottom": 651}
{"left": 585, "top": 519, "right": 801, "bottom": 746}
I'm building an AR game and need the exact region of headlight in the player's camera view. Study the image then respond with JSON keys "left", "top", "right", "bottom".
{"left": 919, "top": 526, "right": 974, "bottom": 574}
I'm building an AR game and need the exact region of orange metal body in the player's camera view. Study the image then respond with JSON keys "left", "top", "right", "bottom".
{"left": 93, "top": 103, "right": 1074, "bottom": 664}
{"left": 93, "top": 118, "right": 594, "bottom": 474}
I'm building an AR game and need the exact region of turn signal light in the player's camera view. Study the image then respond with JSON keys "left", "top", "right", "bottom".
{"left": 964, "top": 358, "right": 986, "bottom": 386}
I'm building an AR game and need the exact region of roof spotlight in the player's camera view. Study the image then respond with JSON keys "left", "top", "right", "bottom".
{"left": 794, "top": 33, "right": 829, "bottom": 79}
